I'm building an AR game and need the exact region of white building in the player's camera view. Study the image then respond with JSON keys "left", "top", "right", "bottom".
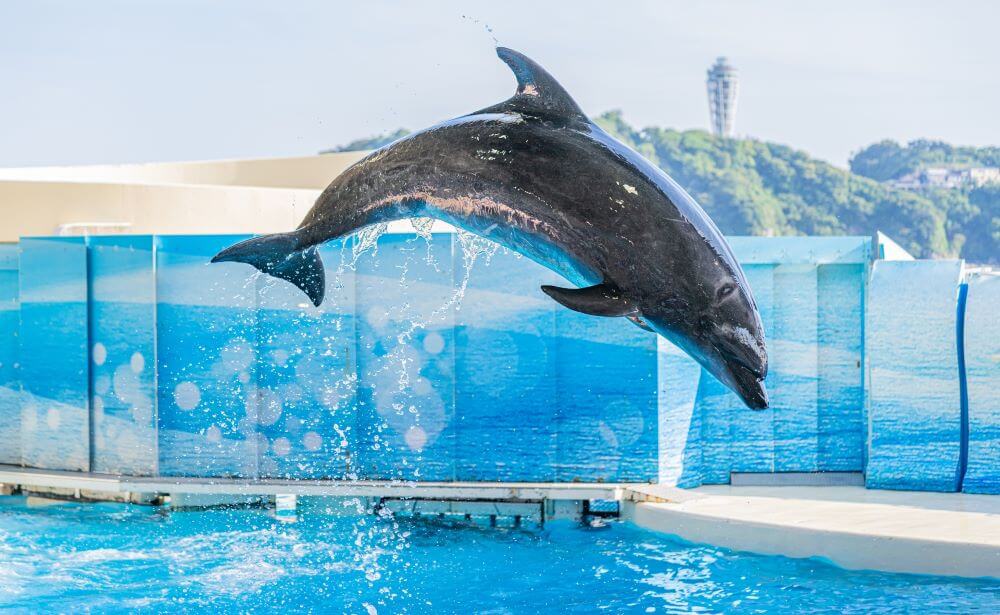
{"left": 889, "top": 167, "right": 1000, "bottom": 190}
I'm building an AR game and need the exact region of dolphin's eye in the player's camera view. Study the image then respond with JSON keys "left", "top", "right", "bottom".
{"left": 716, "top": 283, "right": 736, "bottom": 301}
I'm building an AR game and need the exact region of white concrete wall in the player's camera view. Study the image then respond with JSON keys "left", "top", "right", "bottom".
{"left": 0, "top": 152, "right": 364, "bottom": 189}
{"left": 0, "top": 180, "right": 321, "bottom": 241}
{"left": 0, "top": 153, "right": 367, "bottom": 241}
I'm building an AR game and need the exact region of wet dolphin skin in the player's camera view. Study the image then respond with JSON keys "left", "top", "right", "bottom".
{"left": 213, "top": 48, "right": 769, "bottom": 409}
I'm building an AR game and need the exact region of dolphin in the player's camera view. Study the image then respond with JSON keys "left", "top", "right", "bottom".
{"left": 213, "top": 47, "right": 769, "bottom": 409}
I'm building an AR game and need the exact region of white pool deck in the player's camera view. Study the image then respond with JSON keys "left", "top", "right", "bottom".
{"left": 626, "top": 484, "right": 1000, "bottom": 579}
{"left": 1, "top": 465, "right": 997, "bottom": 579}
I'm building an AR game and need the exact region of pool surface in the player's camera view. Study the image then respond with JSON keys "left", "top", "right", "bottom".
{"left": 0, "top": 497, "right": 997, "bottom": 613}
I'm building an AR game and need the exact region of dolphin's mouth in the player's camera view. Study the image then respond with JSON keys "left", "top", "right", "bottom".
{"left": 730, "top": 362, "right": 769, "bottom": 410}
{"left": 698, "top": 340, "right": 769, "bottom": 410}
{"left": 713, "top": 330, "right": 768, "bottom": 380}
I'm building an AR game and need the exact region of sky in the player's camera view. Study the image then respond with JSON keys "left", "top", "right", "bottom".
{"left": 1, "top": 0, "right": 997, "bottom": 168}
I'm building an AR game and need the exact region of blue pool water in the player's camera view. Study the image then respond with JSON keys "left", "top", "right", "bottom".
{"left": 0, "top": 497, "right": 996, "bottom": 613}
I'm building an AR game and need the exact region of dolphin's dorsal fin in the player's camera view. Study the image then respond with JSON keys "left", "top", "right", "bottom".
{"left": 494, "top": 47, "right": 586, "bottom": 120}
{"left": 540, "top": 282, "right": 638, "bottom": 317}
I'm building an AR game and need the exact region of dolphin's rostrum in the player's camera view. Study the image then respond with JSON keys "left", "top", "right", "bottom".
{"left": 213, "top": 48, "right": 770, "bottom": 410}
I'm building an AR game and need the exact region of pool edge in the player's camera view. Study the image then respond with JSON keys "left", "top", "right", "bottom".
{"left": 623, "top": 488, "right": 1000, "bottom": 580}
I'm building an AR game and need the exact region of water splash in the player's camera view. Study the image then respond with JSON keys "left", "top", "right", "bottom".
{"left": 461, "top": 15, "right": 500, "bottom": 46}
{"left": 410, "top": 217, "right": 435, "bottom": 242}
{"left": 350, "top": 223, "right": 389, "bottom": 269}
{"left": 456, "top": 228, "right": 500, "bottom": 272}
{"left": 454, "top": 229, "right": 500, "bottom": 312}
{"left": 348, "top": 225, "right": 505, "bottom": 480}
{"left": 385, "top": 229, "right": 500, "bottom": 351}
{"left": 408, "top": 217, "right": 442, "bottom": 272}
{"left": 208, "top": 223, "right": 505, "bottom": 486}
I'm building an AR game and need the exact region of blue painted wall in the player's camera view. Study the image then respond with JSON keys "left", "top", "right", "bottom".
{"left": 0, "top": 232, "right": 993, "bottom": 494}
{"left": 88, "top": 236, "right": 157, "bottom": 476}
{"left": 454, "top": 243, "right": 561, "bottom": 481}
{"left": 555, "top": 294, "right": 658, "bottom": 482}
{"left": 866, "top": 260, "right": 964, "bottom": 491}
{"left": 962, "top": 272, "right": 1000, "bottom": 494}
{"left": 656, "top": 339, "right": 703, "bottom": 487}
{"left": 354, "top": 233, "right": 457, "bottom": 481}
{"left": 0, "top": 245, "right": 19, "bottom": 464}
{"left": 145, "top": 231, "right": 660, "bottom": 481}
{"left": 658, "top": 238, "right": 869, "bottom": 486}
{"left": 156, "top": 235, "right": 259, "bottom": 478}
{"left": 253, "top": 240, "right": 357, "bottom": 480}
{"left": 17, "top": 237, "right": 90, "bottom": 471}
{"left": 817, "top": 265, "right": 866, "bottom": 471}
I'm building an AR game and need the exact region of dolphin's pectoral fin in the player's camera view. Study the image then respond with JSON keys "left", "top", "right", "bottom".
{"left": 493, "top": 47, "right": 587, "bottom": 120}
{"left": 626, "top": 314, "right": 654, "bottom": 332}
{"left": 540, "top": 283, "right": 638, "bottom": 318}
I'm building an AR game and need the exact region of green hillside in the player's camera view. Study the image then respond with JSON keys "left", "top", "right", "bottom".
{"left": 594, "top": 112, "right": 995, "bottom": 263}
{"left": 323, "top": 113, "right": 998, "bottom": 264}
{"left": 850, "top": 139, "right": 1000, "bottom": 182}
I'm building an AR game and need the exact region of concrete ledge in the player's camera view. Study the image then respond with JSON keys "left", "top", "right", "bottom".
{"left": 0, "top": 465, "right": 626, "bottom": 502}
{"left": 624, "top": 485, "right": 1000, "bottom": 579}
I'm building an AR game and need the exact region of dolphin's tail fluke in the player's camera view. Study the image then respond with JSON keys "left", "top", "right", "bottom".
{"left": 211, "top": 231, "right": 325, "bottom": 307}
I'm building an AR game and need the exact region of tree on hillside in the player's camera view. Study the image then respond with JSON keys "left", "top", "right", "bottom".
{"left": 850, "top": 139, "right": 1000, "bottom": 181}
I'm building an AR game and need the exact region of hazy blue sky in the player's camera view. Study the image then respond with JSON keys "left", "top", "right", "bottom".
{"left": 2, "top": 0, "right": 997, "bottom": 168}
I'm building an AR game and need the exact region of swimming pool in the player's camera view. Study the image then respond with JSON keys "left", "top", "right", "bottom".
{"left": 1, "top": 497, "right": 996, "bottom": 613}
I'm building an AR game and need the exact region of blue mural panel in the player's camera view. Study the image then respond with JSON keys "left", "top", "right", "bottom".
{"left": 88, "top": 236, "right": 156, "bottom": 475}
{"left": 771, "top": 264, "right": 820, "bottom": 471}
{"left": 696, "top": 373, "right": 737, "bottom": 484}
{"left": 692, "top": 262, "right": 780, "bottom": 483}
{"left": 555, "top": 305, "right": 658, "bottom": 482}
{"left": 816, "top": 264, "right": 865, "bottom": 471}
{"left": 867, "top": 260, "right": 963, "bottom": 491}
{"left": 253, "top": 241, "right": 357, "bottom": 479}
{"left": 354, "top": 233, "right": 457, "bottom": 481}
{"left": 0, "top": 245, "right": 19, "bottom": 464}
{"left": 962, "top": 273, "right": 1000, "bottom": 494}
{"left": 11, "top": 231, "right": 989, "bottom": 495}
{"left": 659, "top": 238, "right": 869, "bottom": 485}
{"left": 156, "top": 235, "right": 261, "bottom": 477}
{"left": 18, "top": 237, "right": 90, "bottom": 470}
{"left": 454, "top": 246, "right": 560, "bottom": 481}
{"left": 728, "top": 264, "right": 776, "bottom": 473}
{"left": 657, "top": 338, "right": 703, "bottom": 487}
